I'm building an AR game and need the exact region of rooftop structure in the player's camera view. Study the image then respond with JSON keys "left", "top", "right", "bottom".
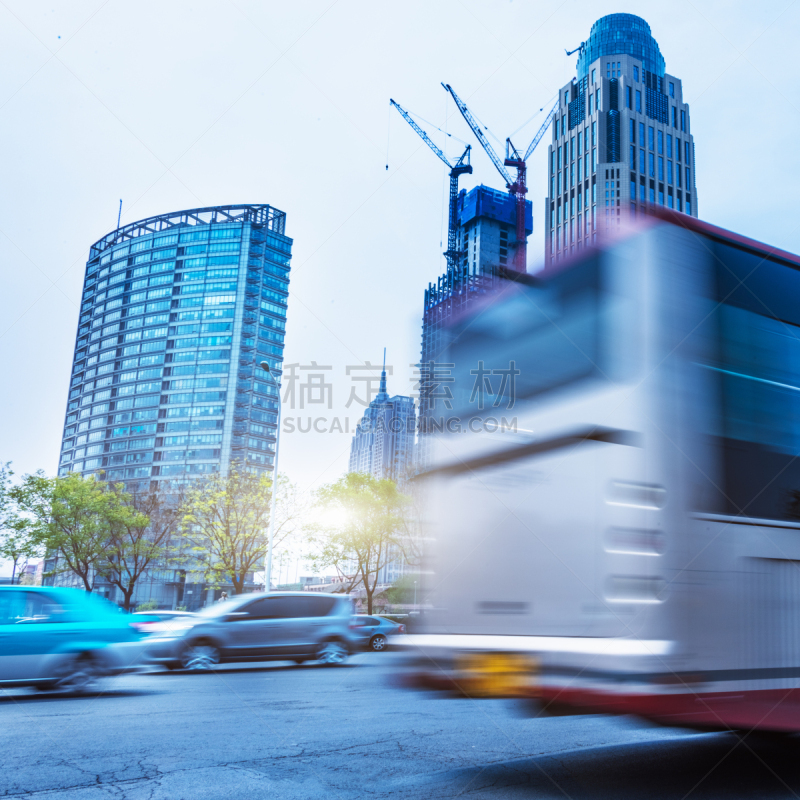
{"left": 546, "top": 14, "right": 697, "bottom": 263}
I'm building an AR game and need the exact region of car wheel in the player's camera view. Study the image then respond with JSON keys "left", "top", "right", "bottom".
{"left": 370, "top": 634, "right": 387, "bottom": 652}
{"left": 180, "top": 641, "right": 221, "bottom": 671}
{"left": 317, "top": 641, "right": 348, "bottom": 666}
{"left": 52, "top": 653, "right": 102, "bottom": 693}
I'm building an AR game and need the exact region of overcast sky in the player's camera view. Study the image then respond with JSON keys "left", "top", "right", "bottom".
{"left": 0, "top": 0, "right": 797, "bottom": 514}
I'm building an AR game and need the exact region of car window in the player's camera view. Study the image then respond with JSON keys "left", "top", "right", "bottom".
{"left": 241, "top": 597, "right": 290, "bottom": 620}
{"left": 284, "top": 596, "right": 336, "bottom": 618}
{"left": 0, "top": 591, "right": 67, "bottom": 624}
{"left": 358, "top": 616, "right": 380, "bottom": 627}
{"left": 0, "top": 591, "right": 26, "bottom": 624}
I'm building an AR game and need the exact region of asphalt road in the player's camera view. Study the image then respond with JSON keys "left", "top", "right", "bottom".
{"left": 2, "top": 652, "right": 799, "bottom": 799}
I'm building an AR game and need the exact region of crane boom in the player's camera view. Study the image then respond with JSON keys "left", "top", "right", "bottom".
{"left": 390, "top": 98, "right": 473, "bottom": 273}
{"left": 442, "top": 83, "right": 512, "bottom": 186}
{"left": 390, "top": 99, "right": 453, "bottom": 169}
{"left": 523, "top": 101, "right": 559, "bottom": 161}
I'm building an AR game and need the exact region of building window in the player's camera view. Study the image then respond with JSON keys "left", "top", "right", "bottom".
{"left": 668, "top": 191, "right": 674, "bottom": 209}
{"left": 570, "top": 196, "right": 575, "bottom": 216}
{"left": 685, "top": 140, "right": 691, "bottom": 164}
{"left": 681, "top": 110, "right": 686, "bottom": 132}
{"left": 639, "top": 182, "right": 645, "bottom": 202}
{"left": 570, "top": 164, "right": 574, "bottom": 186}
{"left": 596, "top": 88, "right": 600, "bottom": 110}
{"left": 666, "top": 134, "right": 672, "bottom": 158}
{"left": 558, "top": 145, "right": 562, "bottom": 169}
{"left": 671, "top": 107, "right": 677, "bottom": 128}
{"left": 630, "top": 145, "right": 635, "bottom": 170}
{"left": 677, "top": 166, "right": 681, "bottom": 188}
{"left": 658, "top": 156, "right": 664, "bottom": 181}
{"left": 591, "top": 68, "right": 596, "bottom": 83}
{"left": 577, "top": 157, "right": 582, "bottom": 182}
{"left": 564, "top": 90, "right": 569, "bottom": 106}
{"left": 551, "top": 151, "right": 555, "bottom": 173}
{"left": 659, "top": 189, "right": 664, "bottom": 205}
{"left": 589, "top": 94, "right": 593, "bottom": 115}
{"left": 648, "top": 126, "right": 654, "bottom": 151}
{"left": 648, "top": 152, "right": 655, "bottom": 177}
{"left": 686, "top": 195, "right": 691, "bottom": 215}
{"left": 667, "top": 160, "right": 673, "bottom": 184}
{"left": 551, "top": 176, "right": 555, "bottom": 197}
{"left": 626, "top": 86, "right": 632, "bottom": 109}
{"left": 629, "top": 118, "right": 635, "bottom": 144}
{"left": 630, "top": 178, "right": 636, "bottom": 198}
{"left": 657, "top": 130, "right": 663, "bottom": 155}
{"left": 570, "top": 136, "right": 575, "bottom": 161}
{"left": 676, "top": 137, "right": 682, "bottom": 162}
{"left": 592, "top": 121, "right": 596, "bottom": 146}
{"left": 686, "top": 167, "right": 691, "bottom": 189}
{"left": 592, "top": 148, "right": 596, "bottom": 173}
{"left": 633, "top": 65, "right": 639, "bottom": 82}
{"left": 677, "top": 196, "right": 682, "bottom": 212}
{"left": 592, "top": 183, "right": 596, "bottom": 203}
{"left": 669, "top": 82, "right": 675, "bottom": 98}
{"left": 635, "top": 89, "right": 641, "bottom": 113}
{"left": 649, "top": 186, "right": 655, "bottom": 203}
{"left": 577, "top": 131, "right": 582, "bottom": 152}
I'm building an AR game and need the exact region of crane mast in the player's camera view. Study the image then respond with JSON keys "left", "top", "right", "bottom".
{"left": 444, "top": 83, "right": 558, "bottom": 273}
{"left": 390, "top": 99, "right": 472, "bottom": 273}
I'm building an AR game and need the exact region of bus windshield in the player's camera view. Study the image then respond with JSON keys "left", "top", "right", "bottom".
{"left": 446, "top": 254, "right": 607, "bottom": 416}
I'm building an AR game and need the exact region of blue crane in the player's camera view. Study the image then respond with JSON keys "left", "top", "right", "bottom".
{"left": 390, "top": 99, "right": 472, "bottom": 272}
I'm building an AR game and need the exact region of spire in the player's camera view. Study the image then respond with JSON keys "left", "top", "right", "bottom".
{"left": 378, "top": 347, "right": 388, "bottom": 398}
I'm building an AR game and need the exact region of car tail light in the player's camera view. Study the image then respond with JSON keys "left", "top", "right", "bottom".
{"left": 130, "top": 621, "right": 153, "bottom": 633}
{"left": 399, "top": 625, "right": 406, "bottom": 634}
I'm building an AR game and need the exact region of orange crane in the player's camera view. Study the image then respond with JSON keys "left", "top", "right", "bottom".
{"left": 443, "top": 84, "right": 558, "bottom": 272}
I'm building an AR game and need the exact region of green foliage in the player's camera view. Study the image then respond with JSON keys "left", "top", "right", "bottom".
{"left": 10, "top": 472, "right": 146, "bottom": 592}
{"left": 180, "top": 467, "right": 272, "bottom": 595}
{"left": 136, "top": 599, "right": 159, "bottom": 611}
{"left": 382, "top": 574, "right": 419, "bottom": 605}
{"left": 306, "top": 472, "right": 411, "bottom": 614}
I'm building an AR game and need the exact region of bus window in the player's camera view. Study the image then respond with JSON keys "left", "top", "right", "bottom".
{"left": 447, "top": 254, "right": 609, "bottom": 417}
{"left": 701, "top": 241, "right": 800, "bottom": 521}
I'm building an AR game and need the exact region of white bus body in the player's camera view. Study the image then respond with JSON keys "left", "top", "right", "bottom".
{"left": 407, "top": 212, "right": 800, "bottom": 732}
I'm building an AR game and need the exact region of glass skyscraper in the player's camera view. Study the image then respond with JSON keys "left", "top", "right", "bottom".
{"left": 545, "top": 14, "right": 697, "bottom": 263}
{"left": 59, "top": 204, "right": 291, "bottom": 486}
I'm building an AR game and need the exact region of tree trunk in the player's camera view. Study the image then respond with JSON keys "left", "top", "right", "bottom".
{"left": 365, "top": 585, "right": 373, "bottom": 615}
{"left": 121, "top": 585, "right": 135, "bottom": 611}
{"left": 10, "top": 557, "right": 18, "bottom": 585}
{"left": 232, "top": 574, "right": 244, "bottom": 595}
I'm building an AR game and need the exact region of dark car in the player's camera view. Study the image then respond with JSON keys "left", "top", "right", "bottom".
{"left": 145, "top": 592, "right": 357, "bottom": 670}
{"left": 0, "top": 586, "right": 149, "bottom": 692}
{"left": 351, "top": 615, "right": 406, "bottom": 651}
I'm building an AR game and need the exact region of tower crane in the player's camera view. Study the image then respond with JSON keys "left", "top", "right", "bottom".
{"left": 442, "top": 83, "right": 558, "bottom": 272}
{"left": 390, "top": 99, "right": 472, "bottom": 273}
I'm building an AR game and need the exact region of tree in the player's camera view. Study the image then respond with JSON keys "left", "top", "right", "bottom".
{"left": 11, "top": 472, "right": 141, "bottom": 592}
{"left": 97, "top": 482, "right": 183, "bottom": 611}
{"left": 0, "top": 462, "right": 41, "bottom": 583}
{"left": 180, "top": 468, "right": 300, "bottom": 595}
{"left": 307, "top": 473, "right": 411, "bottom": 614}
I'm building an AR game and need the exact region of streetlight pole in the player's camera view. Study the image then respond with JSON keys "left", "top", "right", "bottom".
{"left": 259, "top": 360, "right": 282, "bottom": 593}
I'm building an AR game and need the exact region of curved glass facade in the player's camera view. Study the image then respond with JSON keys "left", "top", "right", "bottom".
{"left": 59, "top": 204, "right": 291, "bottom": 486}
{"left": 577, "top": 14, "right": 665, "bottom": 79}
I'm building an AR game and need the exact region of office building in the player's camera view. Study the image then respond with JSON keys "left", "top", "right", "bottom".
{"left": 349, "top": 355, "right": 416, "bottom": 488}
{"left": 51, "top": 205, "right": 291, "bottom": 607}
{"left": 59, "top": 204, "right": 291, "bottom": 485}
{"left": 546, "top": 13, "right": 698, "bottom": 262}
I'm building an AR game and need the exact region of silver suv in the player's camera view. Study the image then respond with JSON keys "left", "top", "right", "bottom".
{"left": 145, "top": 592, "right": 356, "bottom": 670}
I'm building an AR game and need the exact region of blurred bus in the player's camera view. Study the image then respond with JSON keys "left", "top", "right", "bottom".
{"left": 407, "top": 210, "right": 800, "bottom": 733}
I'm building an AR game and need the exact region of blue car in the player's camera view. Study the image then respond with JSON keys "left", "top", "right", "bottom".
{"left": 351, "top": 615, "right": 406, "bottom": 652}
{"left": 0, "top": 586, "right": 150, "bottom": 692}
